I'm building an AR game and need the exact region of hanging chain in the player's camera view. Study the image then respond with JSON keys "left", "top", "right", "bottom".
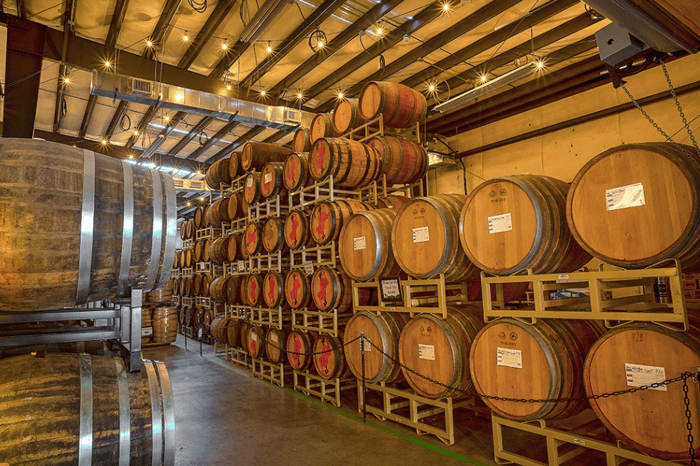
{"left": 660, "top": 60, "right": 700, "bottom": 158}
{"left": 684, "top": 376, "right": 697, "bottom": 465}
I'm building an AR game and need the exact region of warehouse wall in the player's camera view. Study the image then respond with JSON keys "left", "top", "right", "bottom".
{"left": 426, "top": 52, "right": 700, "bottom": 194}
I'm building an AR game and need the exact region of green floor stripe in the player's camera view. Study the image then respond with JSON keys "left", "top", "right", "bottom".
{"left": 200, "top": 351, "right": 487, "bottom": 465}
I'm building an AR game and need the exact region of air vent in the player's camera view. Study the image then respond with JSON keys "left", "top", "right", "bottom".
{"left": 173, "top": 178, "right": 209, "bottom": 192}
{"left": 284, "top": 109, "right": 301, "bottom": 124}
{"left": 130, "top": 78, "right": 155, "bottom": 97}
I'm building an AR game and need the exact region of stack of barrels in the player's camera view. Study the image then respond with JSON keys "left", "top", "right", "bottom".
{"left": 143, "top": 287, "right": 179, "bottom": 345}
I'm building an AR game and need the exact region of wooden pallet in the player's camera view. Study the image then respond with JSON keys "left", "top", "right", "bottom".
{"left": 251, "top": 358, "right": 290, "bottom": 387}
{"left": 293, "top": 370, "right": 356, "bottom": 407}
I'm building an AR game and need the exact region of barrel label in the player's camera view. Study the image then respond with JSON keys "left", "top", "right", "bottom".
{"left": 488, "top": 213, "right": 512, "bottom": 234}
{"left": 412, "top": 226, "right": 429, "bottom": 243}
{"left": 625, "top": 363, "right": 667, "bottom": 391}
{"left": 497, "top": 347, "right": 522, "bottom": 369}
{"left": 360, "top": 337, "right": 371, "bottom": 352}
{"left": 238, "top": 260, "right": 245, "bottom": 272}
{"left": 353, "top": 236, "right": 366, "bottom": 250}
{"left": 247, "top": 176, "right": 254, "bottom": 187}
{"left": 418, "top": 344, "right": 435, "bottom": 360}
{"left": 264, "top": 172, "right": 272, "bottom": 185}
{"left": 381, "top": 279, "right": 401, "bottom": 300}
{"left": 142, "top": 327, "right": 153, "bottom": 337}
{"left": 251, "top": 332, "right": 258, "bottom": 342}
{"left": 271, "top": 333, "right": 278, "bottom": 343}
{"left": 303, "top": 260, "right": 314, "bottom": 276}
{"left": 606, "top": 182, "right": 645, "bottom": 211}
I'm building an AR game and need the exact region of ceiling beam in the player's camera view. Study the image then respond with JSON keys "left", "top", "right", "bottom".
{"left": 140, "top": 110, "right": 188, "bottom": 158}
{"left": 399, "top": 0, "right": 578, "bottom": 90}
{"left": 125, "top": 104, "right": 161, "bottom": 149}
{"left": 52, "top": 0, "right": 74, "bottom": 133}
{"left": 205, "top": 125, "right": 267, "bottom": 163}
{"left": 166, "top": 115, "right": 216, "bottom": 157}
{"left": 209, "top": 41, "right": 248, "bottom": 79}
{"left": 103, "top": 101, "right": 129, "bottom": 140}
{"left": 263, "top": 130, "right": 286, "bottom": 144}
{"left": 187, "top": 119, "right": 241, "bottom": 160}
{"left": 315, "top": 0, "right": 524, "bottom": 112}
{"left": 265, "top": 0, "right": 405, "bottom": 106}
{"left": 178, "top": 0, "right": 239, "bottom": 70}
{"left": 105, "top": 0, "right": 130, "bottom": 48}
{"left": 239, "top": 0, "right": 347, "bottom": 90}
{"left": 144, "top": 0, "right": 181, "bottom": 59}
{"left": 78, "top": 94, "right": 98, "bottom": 138}
{"left": 304, "top": 1, "right": 446, "bottom": 104}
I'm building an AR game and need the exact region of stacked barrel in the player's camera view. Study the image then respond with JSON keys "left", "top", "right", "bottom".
{"left": 143, "top": 287, "right": 178, "bottom": 345}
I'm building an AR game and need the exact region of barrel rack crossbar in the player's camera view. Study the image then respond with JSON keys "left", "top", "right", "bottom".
{"left": 195, "top": 226, "right": 221, "bottom": 241}
{"left": 292, "top": 308, "right": 348, "bottom": 337}
{"left": 247, "top": 251, "right": 287, "bottom": 273}
{"left": 228, "top": 347, "right": 250, "bottom": 368}
{"left": 223, "top": 172, "right": 247, "bottom": 195}
{"left": 358, "top": 381, "right": 473, "bottom": 446}
{"left": 0, "top": 289, "right": 144, "bottom": 371}
{"left": 289, "top": 242, "right": 338, "bottom": 271}
{"left": 221, "top": 217, "right": 247, "bottom": 236}
{"left": 491, "top": 412, "right": 683, "bottom": 466}
{"left": 249, "top": 306, "right": 289, "bottom": 329}
{"left": 481, "top": 260, "right": 688, "bottom": 327}
{"left": 293, "top": 370, "right": 356, "bottom": 407}
{"left": 288, "top": 176, "right": 357, "bottom": 210}
{"left": 251, "top": 358, "right": 289, "bottom": 387}
{"left": 248, "top": 194, "right": 289, "bottom": 222}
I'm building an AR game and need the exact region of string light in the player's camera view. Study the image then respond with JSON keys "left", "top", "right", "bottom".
{"left": 146, "top": 39, "right": 153, "bottom": 47}
{"left": 63, "top": 77, "right": 70, "bottom": 84}
{"left": 480, "top": 74, "right": 488, "bottom": 83}
{"left": 442, "top": 2, "right": 451, "bottom": 11}
{"left": 337, "top": 91, "right": 344, "bottom": 99}
{"left": 428, "top": 84, "right": 436, "bottom": 92}
{"left": 183, "top": 34, "right": 189, "bottom": 42}
{"left": 221, "top": 42, "right": 228, "bottom": 50}
{"left": 101, "top": 139, "right": 108, "bottom": 145}
{"left": 317, "top": 41, "right": 324, "bottom": 49}
{"left": 266, "top": 43, "right": 273, "bottom": 54}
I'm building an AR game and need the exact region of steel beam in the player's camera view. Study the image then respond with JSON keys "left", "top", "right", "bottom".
{"left": 204, "top": 125, "right": 266, "bottom": 163}
{"left": 178, "top": 0, "right": 239, "bottom": 70}
{"left": 125, "top": 104, "right": 161, "bottom": 149}
{"left": 78, "top": 94, "right": 98, "bottom": 139}
{"left": 140, "top": 110, "right": 188, "bottom": 158}
{"left": 167, "top": 115, "right": 216, "bottom": 157}
{"left": 187, "top": 119, "right": 241, "bottom": 160}
{"left": 144, "top": 0, "right": 181, "bottom": 59}
{"left": 105, "top": 0, "right": 130, "bottom": 48}
{"left": 103, "top": 101, "right": 129, "bottom": 140}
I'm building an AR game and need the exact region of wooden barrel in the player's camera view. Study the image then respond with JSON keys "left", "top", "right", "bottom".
{"left": 309, "top": 138, "right": 383, "bottom": 188}
{"left": 171, "top": 278, "right": 179, "bottom": 296}
{"left": 240, "top": 142, "right": 293, "bottom": 172}
{"left": 286, "top": 329, "right": 314, "bottom": 371}
{"left": 243, "top": 172, "right": 262, "bottom": 206}
{"left": 260, "top": 162, "right": 287, "bottom": 199}
{"left": 263, "top": 217, "right": 288, "bottom": 253}
{"left": 339, "top": 208, "right": 402, "bottom": 281}
{"left": 376, "top": 195, "right": 411, "bottom": 210}
{"left": 144, "top": 288, "right": 173, "bottom": 304}
{"left": 209, "top": 276, "right": 239, "bottom": 304}
{"left": 284, "top": 269, "right": 315, "bottom": 310}
{"left": 332, "top": 98, "right": 363, "bottom": 135}
{"left": 292, "top": 127, "right": 312, "bottom": 153}
{"left": 195, "top": 273, "right": 212, "bottom": 297}
{"left": 228, "top": 152, "right": 241, "bottom": 180}
{"left": 263, "top": 271, "right": 286, "bottom": 308}
{"left": 227, "top": 191, "right": 247, "bottom": 220}
{"left": 226, "top": 232, "right": 242, "bottom": 263}
{"left": 173, "top": 252, "right": 180, "bottom": 269}
{"left": 193, "top": 239, "right": 206, "bottom": 263}
{"left": 246, "top": 324, "right": 267, "bottom": 359}
{"left": 186, "top": 219, "right": 195, "bottom": 239}
{"left": 180, "top": 276, "right": 193, "bottom": 297}
{"left": 0, "top": 353, "right": 174, "bottom": 466}
{"left": 460, "top": 175, "right": 591, "bottom": 275}
{"left": 466, "top": 280, "right": 529, "bottom": 304}
{"left": 180, "top": 222, "right": 187, "bottom": 240}
{"left": 244, "top": 273, "right": 263, "bottom": 307}
{"left": 584, "top": 317, "right": 700, "bottom": 459}
{"left": 398, "top": 305, "right": 485, "bottom": 399}
{"left": 226, "top": 319, "right": 242, "bottom": 347}
{"left": 358, "top": 81, "right": 427, "bottom": 128}
{"left": 567, "top": 143, "right": 700, "bottom": 271}
{"left": 209, "top": 236, "right": 230, "bottom": 265}
{"left": 239, "top": 320, "right": 251, "bottom": 352}
{"left": 152, "top": 305, "right": 178, "bottom": 343}
{"left": 239, "top": 275, "right": 249, "bottom": 305}
{"left": 210, "top": 315, "right": 230, "bottom": 344}
{"left": 205, "top": 158, "right": 231, "bottom": 189}
{"left": 310, "top": 199, "right": 373, "bottom": 245}
{"left": 367, "top": 136, "right": 428, "bottom": 186}
{"left": 204, "top": 198, "right": 230, "bottom": 228}
{"left": 392, "top": 195, "right": 479, "bottom": 283}
{"left": 470, "top": 318, "right": 604, "bottom": 420}
{"left": 345, "top": 311, "right": 409, "bottom": 383}
{"left": 313, "top": 333, "right": 353, "bottom": 380}
{"left": 243, "top": 222, "right": 264, "bottom": 256}
{"left": 265, "top": 327, "right": 288, "bottom": 364}
{"left": 284, "top": 152, "right": 312, "bottom": 192}
{"left": 183, "top": 248, "right": 193, "bottom": 268}
{"left": 192, "top": 307, "right": 204, "bottom": 329}
{"left": 184, "top": 306, "right": 196, "bottom": 327}
{"left": 284, "top": 209, "right": 316, "bottom": 249}
{"left": 203, "top": 308, "right": 215, "bottom": 335}
{"left": 193, "top": 206, "right": 206, "bottom": 229}
{"left": 309, "top": 113, "right": 338, "bottom": 144}
{"left": 311, "top": 266, "right": 354, "bottom": 313}
{"left": 0, "top": 139, "right": 177, "bottom": 312}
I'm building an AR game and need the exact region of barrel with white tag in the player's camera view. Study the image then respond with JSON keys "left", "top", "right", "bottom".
{"left": 470, "top": 318, "right": 604, "bottom": 421}
{"left": 0, "top": 138, "right": 176, "bottom": 312}
{"left": 584, "top": 316, "right": 700, "bottom": 460}
{"left": 567, "top": 143, "right": 700, "bottom": 271}
{"left": 460, "top": 175, "right": 591, "bottom": 275}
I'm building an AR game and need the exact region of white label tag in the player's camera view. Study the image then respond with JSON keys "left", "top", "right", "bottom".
{"left": 606, "top": 182, "right": 645, "bottom": 211}
{"left": 488, "top": 213, "right": 513, "bottom": 234}
{"left": 303, "top": 260, "right": 314, "bottom": 276}
{"left": 271, "top": 333, "right": 278, "bottom": 343}
{"left": 418, "top": 344, "right": 435, "bottom": 360}
{"left": 251, "top": 332, "right": 258, "bottom": 342}
{"left": 246, "top": 177, "right": 253, "bottom": 187}
{"left": 353, "top": 236, "right": 366, "bottom": 250}
{"left": 625, "top": 363, "right": 667, "bottom": 391}
{"left": 361, "top": 337, "right": 371, "bottom": 352}
{"left": 198, "top": 328, "right": 203, "bottom": 338}
{"left": 264, "top": 173, "right": 272, "bottom": 184}
{"left": 381, "top": 279, "right": 401, "bottom": 300}
{"left": 238, "top": 260, "right": 245, "bottom": 271}
{"left": 142, "top": 327, "right": 153, "bottom": 337}
{"left": 497, "top": 347, "right": 522, "bottom": 369}
{"left": 412, "top": 226, "right": 429, "bottom": 243}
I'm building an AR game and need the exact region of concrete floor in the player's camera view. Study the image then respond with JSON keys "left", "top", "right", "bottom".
{"left": 143, "top": 335, "right": 498, "bottom": 466}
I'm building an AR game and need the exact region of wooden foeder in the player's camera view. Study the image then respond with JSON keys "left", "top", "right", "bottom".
{"left": 358, "top": 81, "right": 427, "bottom": 128}
{"left": 309, "top": 138, "right": 383, "bottom": 188}
{"left": 0, "top": 353, "right": 174, "bottom": 466}
{"left": 399, "top": 305, "right": 484, "bottom": 399}
{"left": 460, "top": 175, "right": 591, "bottom": 275}
{"left": 283, "top": 152, "right": 312, "bottom": 192}
{"left": 345, "top": 311, "right": 408, "bottom": 383}
{"left": 240, "top": 142, "right": 293, "bottom": 172}
{"left": 332, "top": 98, "right": 363, "bottom": 135}
{"left": 366, "top": 136, "right": 428, "bottom": 186}
{"left": 470, "top": 318, "right": 604, "bottom": 421}
{"left": 584, "top": 318, "right": 700, "bottom": 460}
{"left": 567, "top": 143, "right": 700, "bottom": 271}
{"left": 0, "top": 138, "right": 176, "bottom": 312}
{"left": 310, "top": 199, "right": 373, "bottom": 245}
{"left": 392, "top": 195, "right": 479, "bottom": 283}
{"left": 339, "top": 208, "right": 402, "bottom": 281}
{"left": 313, "top": 333, "right": 353, "bottom": 380}
{"left": 286, "top": 329, "right": 314, "bottom": 371}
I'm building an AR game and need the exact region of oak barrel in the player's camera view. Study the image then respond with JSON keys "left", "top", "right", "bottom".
{"left": 152, "top": 305, "right": 178, "bottom": 343}
{"left": 309, "top": 137, "right": 383, "bottom": 188}
{"left": 584, "top": 318, "right": 700, "bottom": 459}
{"left": 193, "top": 206, "right": 207, "bottom": 229}
{"left": 228, "top": 152, "right": 241, "bottom": 180}
{"left": 460, "top": 175, "right": 591, "bottom": 275}
{"left": 205, "top": 158, "right": 230, "bottom": 189}
{"left": 209, "top": 276, "right": 239, "bottom": 304}
{"left": 240, "top": 142, "right": 293, "bottom": 172}
{"left": 260, "top": 161, "right": 287, "bottom": 199}
{"left": 226, "top": 319, "right": 243, "bottom": 347}
{"left": 392, "top": 195, "right": 479, "bottom": 283}
{"left": 376, "top": 195, "right": 411, "bottom": 210}
{"left": 366, "top": 136, "right": 428, "bottom": 186}
{"left": 310, "top": 199, "right": 373, "bottom": 245}
{"left": 567, "top": 143, "right": 700, "bottom": 271}
{"left": 332, "top": 98, "right": 363, "bottom": 135}
{"left": 239, "top": 321, "right": 251, "bottom": 352}
{"left": 265, "top": 327, "right": 288, "bottom": 364}
{"left": 0, "top": 353, "right": 174, "bottom": 465}
{"left": 263, "top": 271, "right": 287, "bottom": 308}
{"left": 399, "top": 305, "right": 485, "bottom": 399}
{"left": 209, "top": 236, "right": 230, "bottom": 265}
{"left": 292, "top": 127, "right": 312, "bottom": 153}
{"left": 243, "top": 172, "right": 262, "bottom": 206}
{"left": 313, "top": 333, "right": 353, "bottom": 380}
{"left": 470, "top": 318, "right": 604, "bottom": 420}
{"left": 345, "top": 311, "right": 409, "bottom": 383}
{"left": 283, "top": 209, "right": 316, "bottom": 249}
{"left": 310, "top": 266, "right": 353, "bottom": 313}
{"left": 286, "top": 329, "right": 314, "bottom": 371}
{"left": 210, "top": 315, "right": 230, "bottom": 344}
{"left": 227, "top": 232, "right": 242, "bottom": 263}
{"left": 284, "top": 269, "right": 316, "bottom": 310}
{"left": 0, "top": 139, "right": 177, "bottom": 312}
{"left": 263, "top": 216, "right": 288, "bottom": 253}
{"left": 358, "top": 81, "right": 427, "bottom": 128}
{"left": 339, "top": 208, "right": 402, "bottom": 281}
{"left": 244, "top": 273, "right": 264, "bottom": 307}
{"left": 309, "top": 113, "right": 338, "bottom": 144}
{"left": 227, "top": 191, "right": 247, "bottom": 220}
{"left": 246, "top": 324, "right": 267, "bottom": 359}
{"left": 204, "top": 198, "right": 230, "bottom": 228}
{"left": 283, "top": 152, "right": 312, "bottom": 192}
{"left": 243, "top": 221, "right": 264, "bottom": 256}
